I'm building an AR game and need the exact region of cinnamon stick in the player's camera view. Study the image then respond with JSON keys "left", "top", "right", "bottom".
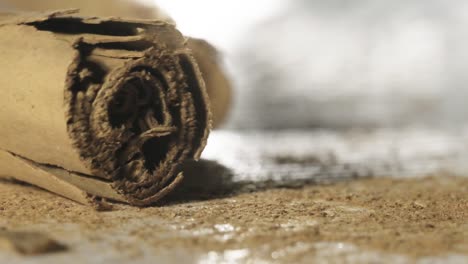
{"left": 1, "top": 0, "right": 232, "bottom": 127}
{"left": 187, "top": 38, "right": 232, "bottom": 127}
{"left": 0, "top": 10, "right": 211, "bottom": 206}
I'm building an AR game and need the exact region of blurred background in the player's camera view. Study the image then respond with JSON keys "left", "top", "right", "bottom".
{"left": 153, "top": 0, "right": 468, "bottom": 130}
{"left": 2, "top": 0, "right": 468, "bottom": 130}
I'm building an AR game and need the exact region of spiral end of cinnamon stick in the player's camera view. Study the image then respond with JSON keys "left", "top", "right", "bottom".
{"left": 50, "top": 14, "right": 211, "bottom": 205}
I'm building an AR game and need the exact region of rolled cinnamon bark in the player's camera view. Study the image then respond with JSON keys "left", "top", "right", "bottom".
{"left": 187, "top": 38, "right": 232, "bottom": 127}
{"left": 0, "top": 10, "right": 211, "bottom": 206}
{"left": 1, "top": 0, "right": 232, "bottom": 127}
{"left": 0, "top": 0, "right": 172, "bottom": 21}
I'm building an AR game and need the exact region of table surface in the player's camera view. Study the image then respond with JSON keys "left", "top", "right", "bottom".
{"left": 0, "top": 129, "right": 467, "bottom": 264}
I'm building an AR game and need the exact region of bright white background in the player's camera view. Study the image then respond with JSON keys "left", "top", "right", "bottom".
{"left": 143, "top": 0, "right": 468, "bottom": 129}
{"left": 143, "top": 0, "right": 284, "bottom": 51}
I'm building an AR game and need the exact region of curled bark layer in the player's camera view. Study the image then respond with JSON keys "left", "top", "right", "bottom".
{"left": 1, "top": 0, "right": 232, "bottom": 127}
{"left": 187, "top": 38, "right": 232, "bottom": 127}
{"left": 0, "top": 10, "right": 210, "bottom": 206}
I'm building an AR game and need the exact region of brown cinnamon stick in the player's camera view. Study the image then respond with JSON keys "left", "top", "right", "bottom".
{"left": 2, "top": 0, "right": 232, "bottom": 127}
{"left": 0, "top": 10, "right": 211, "bottom": 206}
{"left": 187, "top": 38, "right": 232, "bottom": 127}
{"left": 0, "top": 0, "right": 172, "bottom": 21}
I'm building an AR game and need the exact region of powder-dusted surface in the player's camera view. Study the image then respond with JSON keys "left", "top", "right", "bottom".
{"left": 0, "top": 130, "right": 467, "bottom": 263}
{"left": 0, "top": 176, "right": 466, "bottom": 263}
